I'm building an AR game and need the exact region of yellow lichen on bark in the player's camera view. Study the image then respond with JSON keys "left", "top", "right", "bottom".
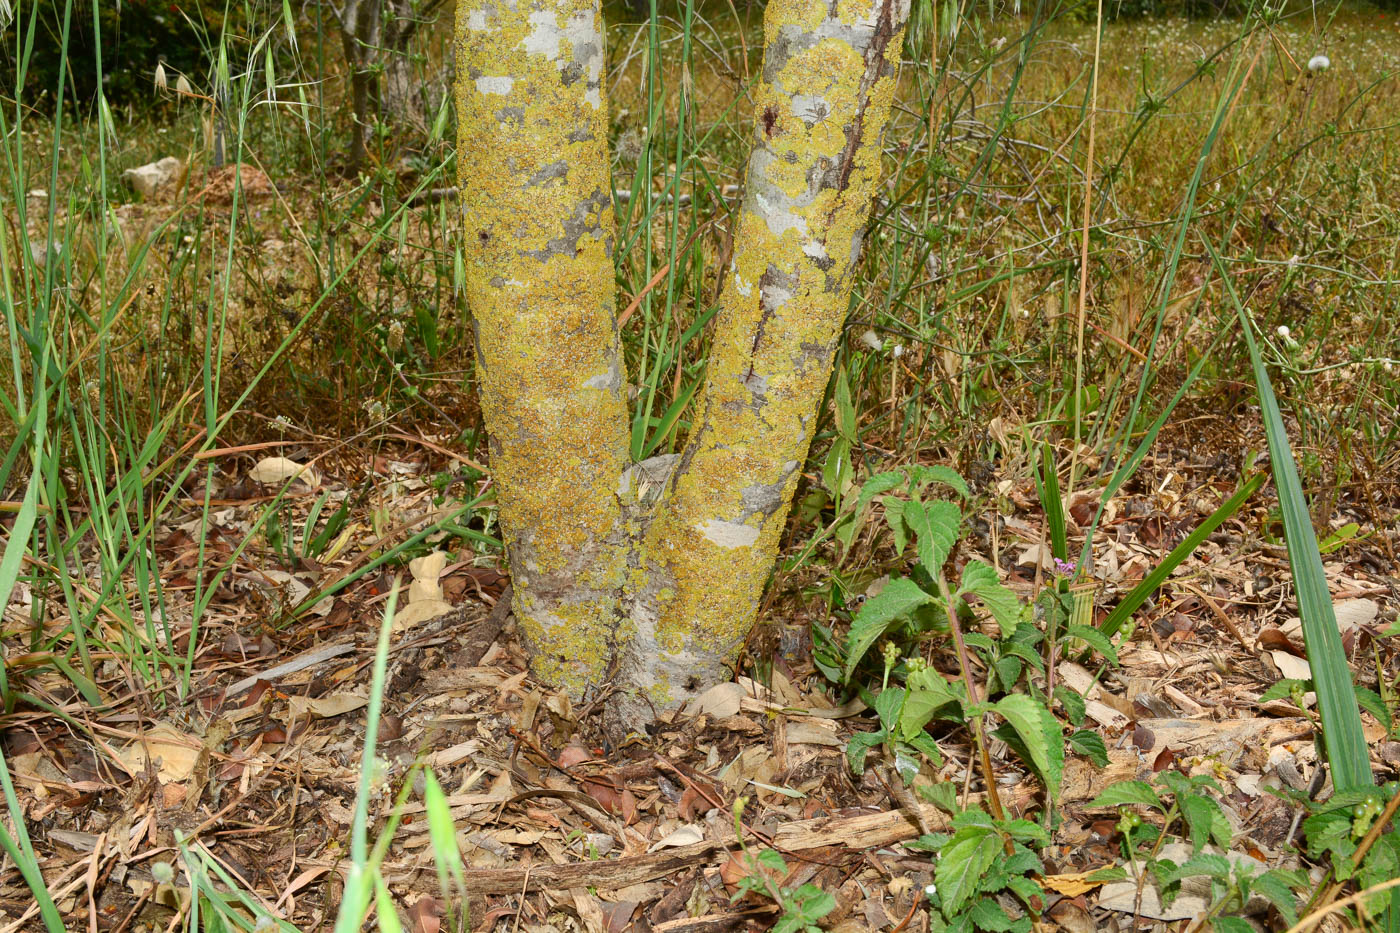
{"left": 452, "top": 0, "right": 912, "bottom": 724}
{"left": 455, "top": 0, "right": 631, "bottom": 694}
{"left": 618, "top": 0, "right": 912, "bottom": 715}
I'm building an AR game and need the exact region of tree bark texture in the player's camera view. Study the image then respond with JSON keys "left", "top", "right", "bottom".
{"left": 455, "top": 0, "right": 911, "bottom": 726}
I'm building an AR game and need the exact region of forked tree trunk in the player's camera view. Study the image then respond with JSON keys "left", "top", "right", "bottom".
{"left": 455, "top": 0, "right": 911, "bottom": 728}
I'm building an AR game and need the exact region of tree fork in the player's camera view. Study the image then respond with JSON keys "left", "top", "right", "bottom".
{"left": 455, "top": 0, "right": 913, "bottom": 724}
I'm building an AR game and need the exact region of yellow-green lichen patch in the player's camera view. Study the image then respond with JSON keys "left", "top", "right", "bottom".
{"left": 628, "top": 0, "right": 913, "bottom": 714}
{"left": 763, "top": 0, "right": 830, "bottom": 34}
{"left": 456, "top": 0, "right": 631, "bottom": 695}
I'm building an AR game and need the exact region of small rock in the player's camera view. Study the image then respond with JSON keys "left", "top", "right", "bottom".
{"left": 122, "top": 156, "right": 185, "bottom": 199}
{"left": 28, "top": 241, "right": 61, "bottom": 268}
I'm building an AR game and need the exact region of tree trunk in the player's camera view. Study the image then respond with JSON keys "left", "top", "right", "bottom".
{"left": 454, "top": 0, "right": 634, "bottom": 693}
{"left": 338, "top": 0, "right": 382, "bottom": 173}
{"left": 455, "top": 0, "right": 912, "bottom": 728}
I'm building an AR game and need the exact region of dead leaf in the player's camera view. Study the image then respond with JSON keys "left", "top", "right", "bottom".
{"left": 1269, "top": 649, "right": 1312, "bottom": 681}
{"left": 1043, "top": 871, "right": 1112, "bottom": 898}
{"left": 685, "top": 682, "right": 744, "bottom": 719}
{"left": 116, "top": 724, "right": 201, "bottom": 784}
{"left": 249, "top": 456, "right": 319, "bottom": 487}
{"left": 286, "top": 692, "right": 368, "bottom": 721}
{"left": 648, "top": 824, "right": 705, "bottom": 851}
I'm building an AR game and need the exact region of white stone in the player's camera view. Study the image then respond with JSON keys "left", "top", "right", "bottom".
{"left": 122, "top": 156, "right": 184, "bottom": 199}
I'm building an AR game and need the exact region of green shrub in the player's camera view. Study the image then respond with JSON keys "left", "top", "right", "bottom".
{"left": 1, "top": 0, "right": 248, "bottom": 110}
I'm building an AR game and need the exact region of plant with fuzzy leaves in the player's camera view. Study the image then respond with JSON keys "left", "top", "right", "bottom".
{"left": 827, "top": 469, "right": 1120, "bottom": 805}
{"left": 727, "top": 798, "right": 836, "bottom": 933}
{"left": 1089, "top": 773, "right": 1306, "bottom": 928}
{"left": 905, "top": 806, "right": 1053, "bottom": 933}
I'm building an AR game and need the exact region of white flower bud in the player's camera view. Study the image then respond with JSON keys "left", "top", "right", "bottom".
{"left": 154, "top": 63, "right": 168, "bottom": 91}
{"left": 1276, "top": 325, "right": 1290, "bottom": 340}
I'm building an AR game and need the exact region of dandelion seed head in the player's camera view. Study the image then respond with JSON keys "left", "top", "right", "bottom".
{"left": 1307, "top": 54, "right": 1330, "bottom": 72}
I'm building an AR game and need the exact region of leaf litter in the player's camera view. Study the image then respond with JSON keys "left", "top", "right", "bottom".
{"left": 0, "top": 422, "right": 1397, "bottom": 932}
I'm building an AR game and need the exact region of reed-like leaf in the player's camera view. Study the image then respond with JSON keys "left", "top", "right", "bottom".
{"left": 1100, "top": 471, "right": 1265, "bottom": 640}
{"left": 1206, "top": 241, "right": 1371, "bottom": 795}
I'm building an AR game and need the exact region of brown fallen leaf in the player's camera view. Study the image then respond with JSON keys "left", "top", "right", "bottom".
{"left": 1043, "top": 869, "right": 1115, "bottom": 897}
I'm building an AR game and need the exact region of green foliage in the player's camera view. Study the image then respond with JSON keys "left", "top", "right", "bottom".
{"left": 1211, "top": 242, "right": 1372, "bottom": 796}
{"left": 1087, "top": 772, "right": 1339, "bottom": 927}
{"left": 4, "top": 0, "right": 252, "bottom": 108}
{"left": 906, "top": 807, "right": 1047, "bottom": 932}
{"left": 990, "top": 694, "right": 1063, "bottom": 801}
{"left": 728, "top": 801, "right": 837, "bottom": 933}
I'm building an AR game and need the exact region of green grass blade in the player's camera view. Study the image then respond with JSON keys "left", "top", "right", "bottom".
{"left": 1034, "top": 441, "right": 1067, "bottom": 563}
{"left": 1099, "top": 471, "right": 1265, "bottom": 640}
{"left": 1206, "top": 240, "right": 1371, "bottom": 794}
{"left": 0, "top": 744, "right": 65, "bottom": 931}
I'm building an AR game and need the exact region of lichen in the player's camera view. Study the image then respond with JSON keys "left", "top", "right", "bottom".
{"left": 622, "top": 0, "right": 911, "bottom": 716}
{"left": 456, "top": 0, "right": 632, "bottom": 695}
{"left": 455, "top": 0, "right": 911, "bottom": 718}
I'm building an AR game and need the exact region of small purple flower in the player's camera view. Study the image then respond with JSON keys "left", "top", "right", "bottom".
{"left": 1053, "top": 557, "right": 1078, "bottom": 577}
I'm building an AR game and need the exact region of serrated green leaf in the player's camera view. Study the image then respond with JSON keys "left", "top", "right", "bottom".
{"left": 960, "top": 561, "right": 1020, "bottom": 637}
{"left": 1000, "top": 641, "right": 1045, "bottom": 675}
{"left": 1259, "top": 677, "right": 1312, "bottom": 703}
{"left": 919, "top": 781, "right": 959, "bottom": 815}
{"left": 1055, "top": 686, "right": 1086, "bottom": 727}
{"left": 1163, "top": 853, "right": 1231, "bottom": 883}
{"left": 1251, "top": 870, "right": 1301, "bottom": 926}
{"left": 757, "top": 849, "right": 787, "bottom": 872}
{"left": 1086, "top": 866, "right": 1128, "bottom": 882}
{"left": 901, "top": 670, "right": 964, "bottom": 741}
{"left": 993, "top": 694, "right": 1063, "bottom": 800}
{"left": 999, "top": 821, "right": 1050, "bottom": 848}
{"left": 951, "top": 808, "right": 997, "bottom": 831}
{"left": 854, "top": 472, "right": 907, "bottom": 519}
{"left": 967, "top": 897, "right": 1014, "bottom": 932}
{"left": 1179, "top": 794, "right": 1232, "bottom": 852}
{"left": 884, "top": 497, "right": 910, "bottom": 555}
{"left": 906, "top": 731, "right": 945, "bottom": 767}
{"left": 1069, "top": 730, "right": 1108, "bottom": 767}
{"left": 1355, "top": 686, "right": 1392, "bottom": 731}
{"left": 1088, "top": 781, "right": 1164, "bottom": 811}
{"left": 993, "top": 656, "right": 1022, "bottom": 693}
{"left": 905, "top": 499, "right": 961, "bottom": 577}
{"left": 1005, "top": 873, "right": 1043, "bottom": 908}
{"left": 964, "top": 632, "right": 997, "bottom": 654}
{"left": 843, "top": 579, "right": 933, "bottom": 679}
{"left": 1209, "top": 917, "right": 1254, "bottom": 933}
{"left": 910, "top": 465, "right": 971, "bottom": 499}
{"left": 1061, "top": 624, "right": 1118, "bottom": 666}
{"left": 845, "top": 729, "right": 885, "bottom": 776}
{"left": 935, "top": 827, "right": 1001, "bottom": 916}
